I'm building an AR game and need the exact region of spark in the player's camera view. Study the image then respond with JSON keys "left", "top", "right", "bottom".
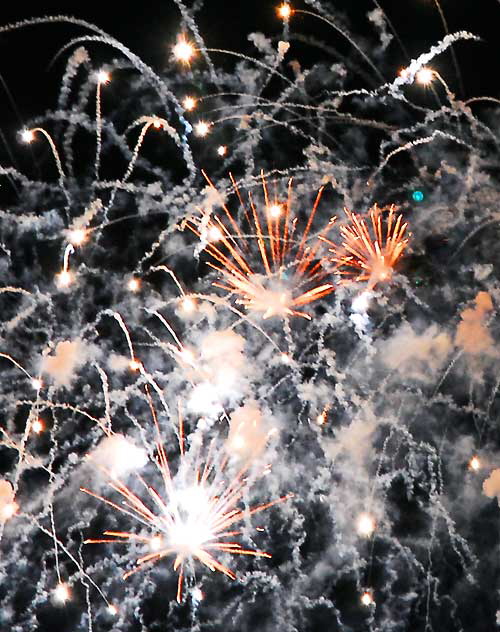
{"left": 194, "top": 121, "right": 211, "bottom": 137}
{"left": 356, "top": 513, "right": 375, "bottom": 537}
{"left": 68, "top": 229, "right": 87, "bottom": 246}
{"left": 152, "top": 117, "right": 166, "bottom": 130}
{"left": 268, "top": 204, "right": 282, "bottom": 219}
{"left": 208, "top": 226, "right": 223, "bottom": 242}
{"left": 187, "top": 173, "right": 335, "bottom": 319}
{"left": 56, "top": 270, "right": 72, "bottom": 288}
{"left": 21, "top": 129, "right": 35, "bottom": 144}
{"left": 150, "top": 536, "right": 163, "bottom": 551}
{"left": 107, "top": 604, "right": 118, "bottom": 616}
{"left": 53, "top": 583, "right": 71, "bottom": 604}
{"left": 18, "top": 127, "right": 70, "bottom": 205}
{"left": 180, "top": 296, "right": 197, "bottom": 313}
{"left": 416, "top": 67, "right": 434, "bottom": 85}
{"left": 191, "top": 587, "right": 204, "bottom": 601}
{"left": 96, "top": 70, "right": 110, "bottom": 84}
{"left": 315, "top": 406, "right": 329, "bottom": 426}
{"left": 129, "top": 359, "right": 142, "bottom": 372}
{"left": 31, "top": 378, "right": 42, "bottom": 391}
{"left": 173, "top": 38, "right": 195, "bottom": 64}
{"left": 230, "top": 434, "right": 245, "bottom": 450}
{"left": 278, "top": 3, "right": 292, "bottom": 19}
{"left": 217, "top": 145, "right": 227, "bottom": 157}
{"left": 469, "top": 456, "right": 481, "bottom": 471}
{"left": 82, "top": 413, "right": 290, "bottom": 602}
{"left": 1, "top": 501, "right": 18, "bottom": 521}
{"left": 127, "top": 278, "right": 140, "bottom": 292}
{"left": 56, "top": 244, "right": 75, "bottom": 288}
{"left": 323, "top": 205, "right": 409, "bottom": 289}
{"left": 32, "top": 419, "right": 44, "bottom": 434}
{"left": 183, "top": 96, "right": 197, "bottom": 111}
{"left": 361, "top": 591, "right": 374, "bottom": 606}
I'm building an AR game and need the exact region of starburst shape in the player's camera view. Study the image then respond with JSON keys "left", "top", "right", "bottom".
{"left": 322, "top": 205, "right": 409, "bottom": 288}
{"left": 82, "top": 422, "right": 289, "bottom": 602}
{"left": 187, "top": 173, "right": 335, "bottom": 319}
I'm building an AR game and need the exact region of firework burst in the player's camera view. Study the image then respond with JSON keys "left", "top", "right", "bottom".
{"left": 187, "top": 173, "right": 336, "bottom": 320}
{"left": 82, "top": 409, "right": 289, "bottom": 602}
{"left": 322, "top": 205, "right": 410, "bottom": 288}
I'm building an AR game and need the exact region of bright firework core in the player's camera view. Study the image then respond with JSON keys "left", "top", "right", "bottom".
{"left": 82, "top": 422, "right": 289, "bottom": 602}
{"left": 234, "top": 273, "right": 294, "bottom": 319}
{"left": 168, "top": 484, "right": 214, "bottom": 553}
{"left": 187, "top": 174, "right": 335, "bottom": 319}
{"left": 323, "top": 205, "right": 409, "bottom": 288}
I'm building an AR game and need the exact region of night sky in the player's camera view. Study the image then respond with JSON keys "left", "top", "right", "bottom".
{"left": 1, "top": 1, "right": 500, "bottom": 631}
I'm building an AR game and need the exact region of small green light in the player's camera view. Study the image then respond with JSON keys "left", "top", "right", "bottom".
{"left": 412, "top": 190, "right": 424, "bottom": 202}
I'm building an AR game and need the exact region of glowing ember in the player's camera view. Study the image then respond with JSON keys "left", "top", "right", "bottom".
{"left": 361, "top": 591, "right": 374, "bottom": 606}
{"left": 183, "top": 96, "right": 197, "bottom": 111}
{"left": 195, "top": 121, "right": 211, "bottom": 137}
{"left": 356, "top": 513, "right": 375, "bottom": 537}
{"left": 1, "top": 501, "right": 18, "bottom": 521}
{"left": 469, "top": 456, "right": 481, "bottom": 471}
{"left": 96, "top": 70, "right": 110, "bottom": 84}
{"left": 32, "top": 419, "right": 44, "bottom": 434}
{"left": 127, "top": 278, "right": 140, "bottom": 292}
{"left": 53, "top": 583, "right": 71, "bottom": 604}
{"left": 180, "top": 296, "right": 197, "bottom": 313}
{"left": 129, "top": 359, "right": 142, "bottom": 371}
{"left": 21, "top": 129, "right": 34, "bottom": 143}
{"left": 68, "top": 229, "right": 87, "bottom": 246}
{"left": 56, "top": 270, "right": 72, "bottom": 288}
{"left": 416, "top": 67, "right": 434, "bottom": 85}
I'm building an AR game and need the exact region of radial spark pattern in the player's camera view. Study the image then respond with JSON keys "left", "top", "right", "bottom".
{"left": 323, "top": 205, "right": 410, "bottom": 288}
{"left": 187, "top": 174, "right": 336, "bottom": 319}
{"left": 82, "top": 421, "right": 288, "bottom": 602}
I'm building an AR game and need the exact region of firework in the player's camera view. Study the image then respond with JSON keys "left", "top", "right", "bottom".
{"left": 322, "top": 205, "right": 409, "bottom": 288}
{"left": 173, "top": 37, "right": 196, "bottom": 64}
{"left": 187, "top": 174, "right": 335, "bottom": 320}
{"left": 182, "top": 96, "right": 197, "bottom": 111}
{"left": 82, "top": 411, "right": 289, "bottom": 602}
{"left": 468, "top": 456, "right": 481, "bottom": 471}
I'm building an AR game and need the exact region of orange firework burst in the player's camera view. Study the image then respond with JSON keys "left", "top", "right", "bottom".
{"left": 186, "top": 173, "right": 336, "bottom": 320}
{"left": 82, "top": 409, "right": 289, "bottom": 602}
{"left": 321, "top": 205, "right": 409, "bottom": 288}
